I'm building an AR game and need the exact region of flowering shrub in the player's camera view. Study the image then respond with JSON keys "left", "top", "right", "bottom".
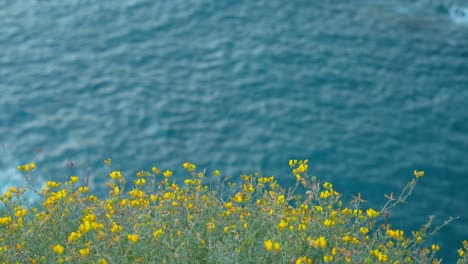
{"left": 0, "top": 160, "right": 467, "bottom": 263}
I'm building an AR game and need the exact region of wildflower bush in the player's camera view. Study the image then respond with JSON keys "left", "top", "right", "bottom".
{"left": 1, "top": 159, "right": 467, "bottom": 263}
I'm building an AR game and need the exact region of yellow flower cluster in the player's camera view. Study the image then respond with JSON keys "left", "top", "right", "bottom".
{"left": 43, "top": 189, "right": 67, "bottom": 207}
{"left": 110, "top": 222, "right": 122, "bottom": 233}
{"left": 370, "top": 249, "right": 388, "bottom": 262}
{"left": 70, "top": 176, "right": 79, "bottom": 183}
{"left": 109, "top": 171, "right": 122, "bottom": 179}
{"left": 290, "top": 159, "right": 308, "bottom": 180}
{"left": 68, "top": 231, "right": 82, "bottom": 244}
{"left": 79, "top": 213, "right": 103, "bottom": 234}
{"left": 79, "top": 247, "right": 90, "bottom": 256}
{"left": 414, "top": 170, "right": 425, "bottom": 179}
{"left": 151, "top": 166, "right": 161, "bottom": 174}
{"left": 359, "top": 227, "right": 369, "bottom": 235}
{"left": 127, "top": 234, "right": 139, "bottom": 243}
{"left": 386, "top": 228, "right": 404, "bottom": 240}
{"left": 52, "top": 244, "right": 64, "bottom": 255}
{"left": 264, "top": 239, "right": 280, "bottom": 252}
{"left": 310, "top": 236, "right": 327, "bottom": 249}
{"left": 14, "top": 206, "right": 27, "bottom": 218}
{"left": 276, "top": 194, "right": 285, "bottom": 205}
{"left": 134, "top": 178, "right": 146, "bottom": 186}
{"left": 458, "top": 240, "right": 468, "bottom": 258}
{"left": 295, "top": 256, "right": 313, "bottom": 264}
{"left": 0, "top": 216, "right": 12, "bottom": 225}
{"left": 366, "top": 208, "right": 379, "bottom": 218}
{"left": 163, "top": 170, "right": 173, "bottom": 178}
{"left": 17, "top": 162, "right": 36, "bottom": 172}
{"left": 183, "top": 162, "right": 196, "bottom": 172}
{"left": 0, "top": 160, "right": 461, "bottom": 263}
{"left": 47, "top": 181, "right": 62, "bottom": 188}
{"left": 153, "top": 228, "right": 163, "bottom": 239}
{"left": 323, "top": 219, "right": 335, "bottom": 227}
{"left": 342, "top": 235, "right": 361, "bottom": 244}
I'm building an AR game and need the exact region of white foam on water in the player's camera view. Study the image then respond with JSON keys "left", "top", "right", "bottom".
{"left": 450, "top": 6, "right": 468, "bottom": 26}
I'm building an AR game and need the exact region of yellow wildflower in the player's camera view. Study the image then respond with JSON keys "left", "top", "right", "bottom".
{"left": 264, "top": 240, "right": 273, "bottom": 252}
{"left": 46, "top": 181, "right": 61, "bottom": 188}
{"left": 323, "top": 219, "right": 335, "bottom": 227}
{"left": 276, "top": 194, "right": 285, "bottom": 205}
{"left": 371, "top": 249, "right": 388, "bottom": 262}
{"left": 153, "top": 229, "right": 163, "bottom": 239}
{"left": 68, "top": 231, "right": 82, "bottom": 244}
{"left": 79, "top": 248, "right": 90, "bottom": 256}
{"left": 109, "top": 171, "right": 122, "bottom": 179}
{"left": 360, "top": 227, "right": 369, "bottom": 235}
{"left": 70, "top": 176, "right": 79, "bottom": 183}
{"left": 111, "top": 222, "right": 122, "bottom": 233}
{"left": 313, "top": 236, "right": 327, "bottom": 249}
{"left": 295, "top": 256, "right": 312, "bottom": 264}
{"left": 320, "top": 190, "right": 331, "bottom": 199}
{"left": 0, "top": 216, "right": 12, "bottom": 225}
{"left": 386, "top": 229, "right": 404, "bottom": 239}
{"left": 366, "top": 208, "right": 379, "bottom": 218}
{"left": 298, "top": 223, "right": 306, "bottom": 231}
{"left": 127, "top": 234, "right": 139, "bottom": 243}
{"left": 183, "top": 162, "right": 196, "bottom": 172}
{"left": 278, "top": 219, "right": 288, "bottom": 230}
{"left": 163, "top": 170, "right": 172, "bottom": 178}
{"left": 274, "top": 242, "right": 281, "bottom": 252}
{"left": 414, "top": 170, "right": 424, "bottom": 179}
{"left": 52, "top": 244, "right": 64, "bottom": 255}
{"left": 289, "top": 159, "right": 298, "bottom": 167}
{"left": 4, "top": 192, "right": 12, "bottom": 200}
{"left": 152, "top": 166, "right": 160, "bottom": 174}
{"left": 134, "top": 178, "right": 146, "bottom": 186}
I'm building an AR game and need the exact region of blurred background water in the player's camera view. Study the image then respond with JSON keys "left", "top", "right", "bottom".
{"left": 1, "top": 0, "right": 467, "bottom": 261}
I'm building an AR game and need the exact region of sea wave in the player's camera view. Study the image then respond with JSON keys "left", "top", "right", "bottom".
{"left": 450, "top": 6, "right": 468, "bottom": 26}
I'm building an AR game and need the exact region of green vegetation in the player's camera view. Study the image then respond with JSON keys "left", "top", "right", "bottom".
{"left": 1, "top": 159, "right": 467, "bottom": 263}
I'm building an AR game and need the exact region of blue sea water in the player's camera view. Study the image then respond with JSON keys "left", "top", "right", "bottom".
{"left": 1, "top": 0, "right": 468, "bottom": 261}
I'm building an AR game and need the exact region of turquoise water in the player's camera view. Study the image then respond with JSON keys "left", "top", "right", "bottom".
{"left": 1, "top": 0, "right": 468, "bottom": 261}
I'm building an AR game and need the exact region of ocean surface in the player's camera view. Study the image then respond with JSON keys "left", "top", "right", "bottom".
{"left": 1, "top": 0, "right": 467, "bottom": 261}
